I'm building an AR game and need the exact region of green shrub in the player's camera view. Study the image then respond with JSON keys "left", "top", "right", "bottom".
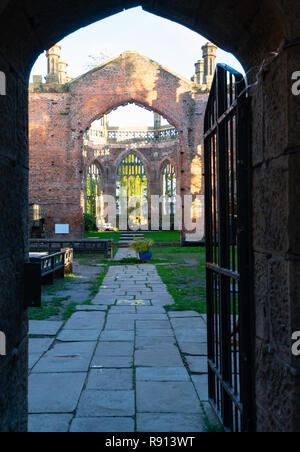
{"left": 84, "top": 213, "right": 97, "bottom": 232}
{"left": 130, "top": 238, "right": 154, "bottom": 254}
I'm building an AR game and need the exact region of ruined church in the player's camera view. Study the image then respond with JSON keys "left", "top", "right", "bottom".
{"left": 29, "top": 43, "right": 217, "bottom": 238}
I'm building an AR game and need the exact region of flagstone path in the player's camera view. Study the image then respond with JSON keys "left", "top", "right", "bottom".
{"left": 28, "top": 259, "right": 214, "bottom": 432}
{"left": 114, "top": 247, "right": 136, "bottom": 260}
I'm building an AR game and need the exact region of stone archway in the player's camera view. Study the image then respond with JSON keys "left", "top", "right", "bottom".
{"left": 0, "top": 0, "right": 299, "bottom": 433}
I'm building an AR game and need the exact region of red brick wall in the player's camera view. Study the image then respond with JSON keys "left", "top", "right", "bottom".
{"left": 29, "top": 52, "right": 207, "bottom": 238}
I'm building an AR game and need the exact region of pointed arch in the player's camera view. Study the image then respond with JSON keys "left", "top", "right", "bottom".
{"left": 86, "top": 161, "right": 104, "bottom": 219}
{"left": 160, "top": 159, "right": 177, "bottom": 216}
{"left": 116, "top": 152, "right": 148, "bottom": 230}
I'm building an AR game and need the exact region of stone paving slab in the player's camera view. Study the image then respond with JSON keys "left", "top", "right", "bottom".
{"left": 136, "top": 306, "right": 166, "bottom": 314}
{"left": 135, "top": 336, "right": 176, "bottom": 349}
{"left": 29, "top": 354, "right": 43, "bottom": 371}
{"left": 135, "top": 347, "right": 183, "bottom": 367}
{"left": 171, "top": 318, "right": 206, "bottom": 329}
{"left": 114, "top": 248, "right": 136, "bottom": 260}
{"left": 178, "top": 342, "right": 208, "bottom": 356}
{"left": 136, "top": 320, "right": 171, "bottom": 330}
{"left": 136, "top": 328, "right": 175, "bottom": 338}
{"left": 28, "top": 414, "right": 73, "bottom": 433}
{"left": 28, "top": 338, "right": 54, "bottom": 370}
{"left": 57, "top": 330, "right": 101, "bottom": 342}
{"left": 29, "top": 320, "right": 63, "bottom": 336}
{"left": 105, "top": 319, "right": 135, "bottom": 330}
{"left": 91, "top": 355, "right": 133, "bottom": 368}
{"left": 77, "top": 390, "right": 135, "bottom": 417}
{"left": 29, "top": 338, "right": 54, "bottom": 354}
{"left": 136, "top": 367, "right": 190, "bottom": 382}
{"left": 135, "top": 314, "right": 168, "bottom": 320}
{"left": 100, "top": 330, "right": 135, "bottom": 342}
{"left": 32, "top": 342, "right": 96, "bottom": 373}
{"left": 86, "top": 369, "right": 133, "bottom": 390}
{"left": 70, "top": 417, "right": 135, "bottom": 433}
{"left": 150, "top": 300, "right": 174, "bottom": 306}
{"left": 168, "top": 311, "right": 201, "bottom": 318}
{"left": 109, "top": 306, "right": 136, "bottom": 314}
{"left": 136, "top": 382, "right": 202, "bottom": 413}
{"left": 115, "top": 297, "right": 135, "bottom": 302}
{"left": 94, "top": 341, "right": 134, "bottom": 356}
{"left": 174, "top": 328, "right": 207, "bottom": 343}
{"left": 185, "top": 356, "right": 208, "bottom": 373}
{"left": 63, "top": 312, "right": 105, "bottom": 330}
{"left": 29, "top": 373, "right": 86, "bottom": 413}
{"left": 76, "top": 305, "right": 107, "bottom": 311}
{"left": 92, "top": 298, "right": 117, "bottom": 306}
{"left": 137, "top": 413, "right": 205, "bottom": 432}
{"left": 192, "top": 374, "right": 209, "bottom": 400}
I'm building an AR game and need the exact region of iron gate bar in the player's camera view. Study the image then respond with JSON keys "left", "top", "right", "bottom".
{"left": 204, "top": 63, "right": 254, "bottom": 432}
{"left": 206, "top": 263, "right": 239, "bottom": 280}
{"left": 208, "top": 359, "right": 243, "bottom": 411}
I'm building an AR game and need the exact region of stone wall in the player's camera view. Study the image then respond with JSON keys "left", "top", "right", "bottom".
{"left": 251, "top": 42, "right": 300, "bottom": 432}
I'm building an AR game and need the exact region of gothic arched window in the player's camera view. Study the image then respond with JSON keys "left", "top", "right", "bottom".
{"left": 162, "top": 161, "right": 177, "bottom": 215}
{"left": 116, "top": 153, "right": 148, "bottom": 228}
{"left": 86, "top": 163, "right": 103, "bottom": 218}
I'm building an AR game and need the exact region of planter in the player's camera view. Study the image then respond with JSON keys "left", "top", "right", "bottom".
{"left": 139, "top": 251, "right": 153, "bottom": 261}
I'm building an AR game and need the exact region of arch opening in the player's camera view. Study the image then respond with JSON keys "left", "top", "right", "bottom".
{"left": 116, "top": 152, "right": 148, "bottom": 230}
{"left": 85, "top": 162, "right": 104, "bottom": 222}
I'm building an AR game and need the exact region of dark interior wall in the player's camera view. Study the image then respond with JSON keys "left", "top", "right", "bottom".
{"left": 0, "top": 0, "right": 299, "bottom": 432}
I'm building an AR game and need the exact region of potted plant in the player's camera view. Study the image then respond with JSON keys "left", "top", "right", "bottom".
{"left": 130, "top": 238, "right": 154, "bottom": 261}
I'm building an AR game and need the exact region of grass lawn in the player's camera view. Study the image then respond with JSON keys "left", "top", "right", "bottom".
{"left": 84, "top": 231, "right": 121, "bottom": 242}
{"left": 28, "top": 268, "right": 107, "bottom": 321}
{"left": 143, "top": 231, "right": 180, "bottom": 242}
{"left": 84, "top": 230, "right": 180, "bottom": 243}
{"left": 153, "top": 246, "right": 207, "bottom": 314}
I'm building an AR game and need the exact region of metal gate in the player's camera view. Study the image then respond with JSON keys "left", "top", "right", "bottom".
{"left": 204, "top": 64, "right": 254, "bottom": 432}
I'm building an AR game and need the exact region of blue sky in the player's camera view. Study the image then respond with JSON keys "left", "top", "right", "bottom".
{"left": 31, "top": 6, "right": 244, "bottom": 80}
{"left": 30, "top": 6, "right": 244, "bottom": 126}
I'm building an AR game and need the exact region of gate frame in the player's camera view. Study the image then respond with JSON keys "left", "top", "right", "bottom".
{"left": 204, "top": 64, "right": 255, "bottom": 432}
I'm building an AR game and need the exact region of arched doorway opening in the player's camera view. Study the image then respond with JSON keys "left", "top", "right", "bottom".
{"left": 86, "top": 162, "right": 103, "bottom": 218}
{"left": 161, "top": 161, "right": 177, "bottom": 229}
{"left": 116, "top": 152, "right": 148, "bottom": 230}
{"left": 82, "top": 101, "right": 181, "bottom": 232}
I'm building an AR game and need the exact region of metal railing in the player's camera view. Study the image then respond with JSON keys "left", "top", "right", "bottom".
{"left": 107, "top": 126, "right": 179, "bottom": 143}
{"left": 29, "top": 239, "right": 113, "bottom": 258}
{"left": 84, "top": 126, "right": 179, "bottom": 145}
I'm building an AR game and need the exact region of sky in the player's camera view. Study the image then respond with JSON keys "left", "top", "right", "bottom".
{"left": 30, "top": 6, "right": 244, "bottom": 127}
